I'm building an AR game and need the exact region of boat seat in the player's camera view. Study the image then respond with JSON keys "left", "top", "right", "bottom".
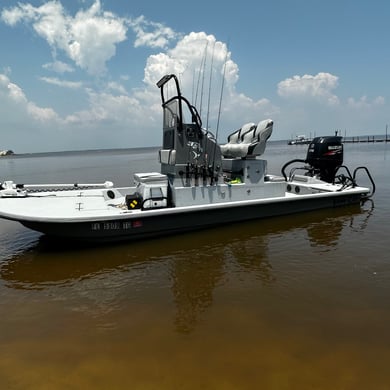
{"left": 159, "top": 149, "right": 176, "bottom": 165}
{"left": 221, "top": 119, "right": 273, "bottom": 158}
{"left": 226, "top": 122, "right": 255, "bottom": 144}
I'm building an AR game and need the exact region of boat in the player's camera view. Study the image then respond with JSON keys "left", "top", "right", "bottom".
{"left": 0, "top": 149, "right": 14, "bottom": 156}
{"left": 288, "top": 135, "right": 311, "bottom": 145}
{"left": 0, "top": 74, "right": 375, "bottom": 243}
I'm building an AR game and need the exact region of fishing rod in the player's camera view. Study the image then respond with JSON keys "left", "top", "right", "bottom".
{"left": 199, "top": 41, "right": 209, "bottom": 118}
{"left": 206, "top": 41, "right": 216, "bottom": 132}
{"left": 210, "top": 43, "right": 229, "bottom": 184}
{"left": 194, "top": 42, "right": 208, "bottom": 110}
{"left": 201, "top": 40, "right": 216, "bottom": 185}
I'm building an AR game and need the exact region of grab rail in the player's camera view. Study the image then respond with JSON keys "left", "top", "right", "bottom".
{"left": 353, "top": 166, "right": 376, "bottom": 198}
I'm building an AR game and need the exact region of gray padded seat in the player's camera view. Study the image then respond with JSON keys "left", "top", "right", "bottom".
{"left": 221, "top": 119, "right": 273, "bottom": 158}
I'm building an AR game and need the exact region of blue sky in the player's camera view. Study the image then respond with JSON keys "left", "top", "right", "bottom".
{"left": 0, "top": 0, "right": 389, "bottom": 152}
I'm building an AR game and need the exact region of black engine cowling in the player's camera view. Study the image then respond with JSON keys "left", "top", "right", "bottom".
{"left": 306, "top": 136, "right": 343, "bottom": 183}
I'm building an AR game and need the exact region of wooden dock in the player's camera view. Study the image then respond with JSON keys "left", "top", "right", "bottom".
{"left": 343, "top": 136, "right": 389, "bottom": 143}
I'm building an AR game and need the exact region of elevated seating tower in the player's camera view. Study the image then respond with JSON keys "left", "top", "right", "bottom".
{"left": 157, "top": 74, "right": 222, "bottom": 187}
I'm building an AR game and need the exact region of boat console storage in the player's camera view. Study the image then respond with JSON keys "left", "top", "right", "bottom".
{"left": 158, "top": 74, "right": 223, "bottom": 186}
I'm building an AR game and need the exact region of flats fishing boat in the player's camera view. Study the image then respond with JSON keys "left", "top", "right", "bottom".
{"left": 0, "top": 74, "right": 375, "bottom": 243}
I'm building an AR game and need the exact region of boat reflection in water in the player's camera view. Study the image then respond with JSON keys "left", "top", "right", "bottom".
{"left": 0, "top": 203, "right": 372, "bottom": 334}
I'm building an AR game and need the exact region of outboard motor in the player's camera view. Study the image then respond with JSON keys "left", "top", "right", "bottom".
{"left": 281, "top": 136, "right": 344, "bottom": 183}
{"left": 306, "top": 136, "right": 343, "bottom": 183}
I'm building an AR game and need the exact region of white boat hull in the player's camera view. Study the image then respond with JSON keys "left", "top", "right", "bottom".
{"left": 0, "top": 184, "right": 368, "bottom": 243}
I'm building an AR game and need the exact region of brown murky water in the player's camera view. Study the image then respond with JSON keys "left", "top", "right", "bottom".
{"left": 0, "top": 143, "right": 389, "bottom": 389}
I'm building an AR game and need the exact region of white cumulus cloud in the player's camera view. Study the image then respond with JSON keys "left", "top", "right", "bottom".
{"left": 1, "top": 0, "right": 127, "bottom": 76}
{"left": 130, "top": 15, "right": 177, "bottom": 49}
{"left": 278, "top": 72, "right": 339, "bottom": 105}
{"left": 0, "top": 73, "right": 59, "bottom": 122}
{"left": 43, "top": 60, "right": 74, "bottom": 73}
{"left": 39, "top": 76, "right": 83, "bottom": 89}
{"left": 1, "top": 1, "right": 179, "bottom": 77}
{"left": 142, "top": 32, "right": 277, "bottom": 133}
{"left": 0, "top": 74, "right": 27, "bottom": 104}
{"left": 347, "top": 95, "right": 385, "bottom": 109}
{"left": 39, "top": 31, "right": 278, "bottom": 143}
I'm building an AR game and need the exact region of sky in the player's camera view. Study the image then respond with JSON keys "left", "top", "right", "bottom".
{"left": 0, "top": 0, "right": 389, "bottom": 153}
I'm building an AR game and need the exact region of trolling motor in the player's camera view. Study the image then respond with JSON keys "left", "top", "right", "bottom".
{"left": 281, "top": 136, "right": 344, "bottom": 183}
